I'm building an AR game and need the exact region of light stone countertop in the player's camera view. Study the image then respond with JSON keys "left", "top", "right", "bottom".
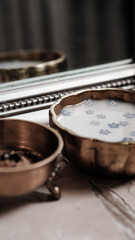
{"left": 2, "top": 109, "right": 135, "bottom": 240}
{"left": 1, "top": 158, "right": 135, "bottom": 240}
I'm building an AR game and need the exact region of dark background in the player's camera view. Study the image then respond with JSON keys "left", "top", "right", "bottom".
{"left": 0, "top": 0, "right": 133, "bottom": 71}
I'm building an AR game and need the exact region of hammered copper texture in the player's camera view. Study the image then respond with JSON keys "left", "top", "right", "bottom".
{"left": 0, "top": 119, "right": 63, "bottom": 196}
{"left": 50, "top": 88, "right": 135, "bottom": 176}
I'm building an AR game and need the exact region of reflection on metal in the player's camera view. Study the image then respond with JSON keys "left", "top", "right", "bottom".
{"left": 0, "top": 60, "right": 135, "bottom": 117}
{"left": 0, "top": 50, "right": 67, "bottom": 82}
{"left": 0, "top": 76, "right": 134, "bottom": 117}
{"left": 0, "top": 119, "right": 63, "bottom": 198}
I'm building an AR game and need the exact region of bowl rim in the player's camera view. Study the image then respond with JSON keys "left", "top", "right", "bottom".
{"left": 0, "top": 119, "right": 63, "bottom": 173}
{"left": 50, "top": 87, "right": 135, "bottom": 146}
{"left": 0, "top": 49, "right": 66, "bottom": 71}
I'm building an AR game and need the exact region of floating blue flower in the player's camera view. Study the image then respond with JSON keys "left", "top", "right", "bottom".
{"left": 84, "top": 99, "right": 94, "bottom": 106}
{"left": 124, "top": 113, "right": 135, "bottom": 119}
{"left": 90, "top": 121, "right": 100, "bottom": 126}
{"left": 119, "top": 121, "right": 129, "bottom": 127}
{"left": 131, "top": 131, "right": 135, "bottom": 136}
{"left": 108, "top": 123, "right": 119, "bottom": 128}
{"left": 107, "top": 100, "right": 118, "bottom": 106}
{"left": 61, "top": 109, "right": 71, "bottom": 116}
{"left": 99, "top": 129, "right": 111, "bottom": 135}
{"left": 96, "top": 114, "right": 106, "bottom": 119}
{"left": 122, "top": 137, "right": 134, "bottom": 142}
{"left": 85, "top": 110, "right": 94, "bottom": 115}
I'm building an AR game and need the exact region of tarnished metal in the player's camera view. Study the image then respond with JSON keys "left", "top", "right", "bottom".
{"left": 50, "top": 88, "right": 135, "bottom": 176}
{"left": 0, "top": 49, "right": 67, "bottom": 82}
{"left": 0, "top": 119, "right": 63, "bottom": 198}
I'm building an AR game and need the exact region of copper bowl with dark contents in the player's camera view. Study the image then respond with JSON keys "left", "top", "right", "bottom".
{"left": 0, "top": 119, "right": 63, "bottom": 199}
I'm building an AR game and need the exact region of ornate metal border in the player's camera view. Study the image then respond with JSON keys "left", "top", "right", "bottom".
{"left": 0, "top": 59, "right": 135, "bottom": 118}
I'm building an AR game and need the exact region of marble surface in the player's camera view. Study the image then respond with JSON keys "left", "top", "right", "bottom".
{"left": 1, "top": 158, "right": 135, "bottom": 240}
{"left": 2, "top": 110, "right": 135, "bottom": 240}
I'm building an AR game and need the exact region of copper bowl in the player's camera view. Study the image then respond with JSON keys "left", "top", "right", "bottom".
{"left": 0, "top": 119, "right": 63, "bottom": 198}
{"left": 0, "top": 49, "right": 67, "bottom": 82}
{"left": 49, "top": 88, "right": 135, "bottom": 176}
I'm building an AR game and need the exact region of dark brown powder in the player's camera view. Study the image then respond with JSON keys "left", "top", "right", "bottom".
{"left": 0, "top": 148, "right": 42, "bottom": 168}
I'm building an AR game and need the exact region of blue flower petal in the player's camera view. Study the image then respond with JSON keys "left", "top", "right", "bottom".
{"left": 96, "top": 114, "right": 106, "bottom": 119}
{"left": 90, "top": 121, "right": 100, "bottom": 126}
{"left": 124, "top": 113, "right": 135, "bottom": 119}
{"left": 99, "top": 129, "right": 111, "bottom": 135}
{"left": 61, "top": 109, "right": 71, "bottom": 116}
{"left": 108, "top": 123, "right": 119, "bottom": 128}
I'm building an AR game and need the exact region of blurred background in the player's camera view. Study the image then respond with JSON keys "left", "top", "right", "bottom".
{"left": 0, "top": 0, "right": 133, "bottom": 71}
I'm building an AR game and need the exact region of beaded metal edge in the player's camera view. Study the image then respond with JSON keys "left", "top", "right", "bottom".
{"left": 0, "top": 62, "right": 135, "bottom": 118}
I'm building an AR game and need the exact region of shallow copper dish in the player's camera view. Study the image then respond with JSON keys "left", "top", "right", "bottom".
{"left": 0, "top": 49, "right": 67, "bottom": 82}
{"left": 50, "top": 88, "right": 135, "bottom": 176}
{"left": 0, "top": 119, "right": 63, "bottom": 199}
